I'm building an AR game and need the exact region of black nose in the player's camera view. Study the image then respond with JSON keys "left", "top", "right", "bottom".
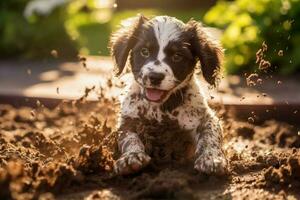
{"left": 148, "top": 72, "right": 165, "bottom": 85}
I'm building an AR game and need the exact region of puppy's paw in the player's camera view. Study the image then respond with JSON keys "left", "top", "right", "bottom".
{"left": 194, "top": 152, "right": 227, "bottom": 175}
{"left": 114, "top": 151, "right": 151, "bottom": 175}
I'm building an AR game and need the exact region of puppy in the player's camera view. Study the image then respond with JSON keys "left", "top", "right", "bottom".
{"left": 110, "top": 15, "right": 227, "bottom": 175}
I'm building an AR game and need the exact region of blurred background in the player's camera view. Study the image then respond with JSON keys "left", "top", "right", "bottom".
{"left": 1, "top": 0, "right": 299, "bottom": 75}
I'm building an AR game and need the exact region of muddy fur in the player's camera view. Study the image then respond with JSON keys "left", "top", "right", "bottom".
{"left": 121, "top": 115, "right": 195, "bottom": 167}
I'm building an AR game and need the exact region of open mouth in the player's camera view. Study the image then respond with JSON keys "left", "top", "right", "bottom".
{"left": 145, "top": 88, "right": 168, "bottom": 102}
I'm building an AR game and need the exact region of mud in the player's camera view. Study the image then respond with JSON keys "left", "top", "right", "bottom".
{"left": 0, "top": 98, "right": 300, "bottom": 199}
{"left": 256, "top": 41, "right": 271, "bottom": 71}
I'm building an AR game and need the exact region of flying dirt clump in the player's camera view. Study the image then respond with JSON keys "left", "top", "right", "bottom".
{"left": 256, "top": 41, "right": 271, "bottom": 71}
{"left": 246, "top": 73, "right": 259, "bottom": 86}
{"left": 78, "top": 55, "right": 88, "bottom": 71}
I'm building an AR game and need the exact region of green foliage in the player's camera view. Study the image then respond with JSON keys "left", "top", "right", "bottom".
{"left": 0, "top": 0, "right": 205, "bottom": 59}
{"left": 68, "top": 8, "right": 205, "bottom": 56}
{"left": 204, "top": 0, "right": 300, "bottom": 74}
{"left": 0, "top": 0, "right": 77, "bottom": 59}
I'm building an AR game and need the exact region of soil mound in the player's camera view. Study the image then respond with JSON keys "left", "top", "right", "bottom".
{"left": 0, "top": 101, "right": 300, "bottom": 199}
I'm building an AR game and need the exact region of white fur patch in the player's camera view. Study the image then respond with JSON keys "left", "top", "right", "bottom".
{"left": 152, "top": 16, "right": 184, "bottom": 61}
{"left": 168, "top": 79, "right": 206, "bottom": 130}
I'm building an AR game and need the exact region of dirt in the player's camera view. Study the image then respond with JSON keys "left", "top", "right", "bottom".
{"left": 246, "top": 73, "right": 259, "bottom": 86}
{"left": 256, "top": 41, "right": 271, "bottom": 71}
{"left": 1, "top": 95, "right": 300, "bottom": 200}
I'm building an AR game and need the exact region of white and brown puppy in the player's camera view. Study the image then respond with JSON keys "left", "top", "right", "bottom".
{"left": 110, "top": 15, "right": 227, "bottom": 175}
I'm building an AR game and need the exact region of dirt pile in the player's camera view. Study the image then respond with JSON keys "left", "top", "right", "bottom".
{"left": 0, "top": 102, "right": 117, "bottom": 199}
{"left": 233, "top": 120, "right": 300, "bottom": 148}
{"left": 263, "top": 150, "right": 300, "bottom": 188}
{"left": 0, "top": 99, "right": 300, "bottom": 199}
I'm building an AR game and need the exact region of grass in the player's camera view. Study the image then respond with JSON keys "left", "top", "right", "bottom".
{"left": 73, "top": 9, "right": 206, "bottom": 56}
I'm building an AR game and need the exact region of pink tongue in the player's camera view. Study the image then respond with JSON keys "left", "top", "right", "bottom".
{"left": 146, "top": 89, "right": 165, "bottom": 101}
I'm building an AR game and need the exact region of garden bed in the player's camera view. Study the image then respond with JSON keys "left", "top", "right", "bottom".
{"left": 0, "top": 93, "right": 300, "bottom": 199}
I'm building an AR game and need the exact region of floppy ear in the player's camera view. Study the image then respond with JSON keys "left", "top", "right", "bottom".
{"left": 186, "top": 20, "right": 224, "bottom": 86}
{"left": 109, "top": 15, "right": 147, "bottom": 76}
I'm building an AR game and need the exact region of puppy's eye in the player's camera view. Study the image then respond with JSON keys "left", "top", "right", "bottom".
{"left": 172, "top": 53, "right": 183, "bottom": 62}
{"left": 140, "top": 48, "right": 150, "bottom": 58}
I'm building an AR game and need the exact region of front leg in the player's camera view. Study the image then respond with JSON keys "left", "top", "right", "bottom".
{"left": 114, "top": 130, "right": 151, "bottom": 175}
{"left": 194, "top": 113, "right": 228, "bottom": 175}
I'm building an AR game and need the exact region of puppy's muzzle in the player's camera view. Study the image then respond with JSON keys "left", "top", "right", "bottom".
{"left": 147, "top": 72, "right": 165, "bottom": 86}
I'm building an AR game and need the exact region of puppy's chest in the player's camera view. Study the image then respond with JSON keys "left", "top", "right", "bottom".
{"left": 123, "top": 97, "right": 203, "bottom": 131}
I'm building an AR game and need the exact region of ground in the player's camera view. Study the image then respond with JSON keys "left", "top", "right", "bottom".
{"left": 0, "top": 89, "right": 300, "bottom": 200}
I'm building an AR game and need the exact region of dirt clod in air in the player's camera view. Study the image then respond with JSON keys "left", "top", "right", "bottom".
{"left": 246, "top": 73, "right": 259, "bottom": 86}
{"left": 78, "top": 56, "right": 88, "bottom": 71}
{"left": 78, "top": 86, "right": 96, "bottom": 103}
{"left": 262, "top": 93, "right": 267, "bottom": 97}
{"left": 247, "top": 116, "right": 255, "bottom": 123}
{"left": 259, "top": 60, "right": 271, "bottom": 70}
{"left": 50, "top": 50, "right": 58, "bottom": 58}
{"left": 257, "top": 78, "right": 263, "bottom": 84}
{"left": 278, "top": 50, "right": 284, "bottom": 57}
{"left": 256, "top": 42, "right": 272, "bottom": 71}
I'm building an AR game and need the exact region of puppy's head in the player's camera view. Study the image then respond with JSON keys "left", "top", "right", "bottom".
{"left": 110, "top": 15, "right": 223, "bottom": 103}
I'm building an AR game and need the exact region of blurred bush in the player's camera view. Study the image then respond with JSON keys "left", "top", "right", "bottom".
{"left": 116, "top": 0, "right": 216, "bottom": 10}
{"left": 0, "top": 0, "right": 78, "bottom": 59}
{"left": 0, "top": 0, "right": 120, "bottom": 59}
{"left": 67, "top": 8, "right": 205, "bottom": 56}
{"left": 0, "top": 0, "right": 205, "bottom": 60}
{"left": 204, "top": 0, "right": 300, "bottom": 74}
